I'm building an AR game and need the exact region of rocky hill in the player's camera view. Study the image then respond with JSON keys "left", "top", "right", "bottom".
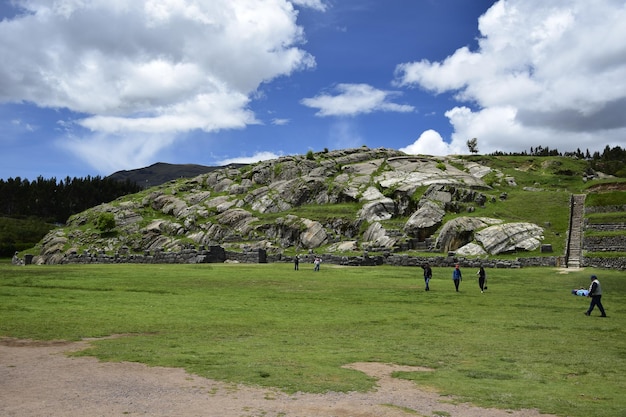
{"left": 107, "top": 162, "right": 247, "bottom": 189}
{"left": 31, "top": 147, "right": 594, "bottom": 264}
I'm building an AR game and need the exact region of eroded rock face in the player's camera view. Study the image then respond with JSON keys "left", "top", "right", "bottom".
{"left": 362, "top": 222, "right": 397, "bottom": 249}
{"left": 455, "top": 242, "right": 487, "bottom": 256}
{"left": 403, "top": 201, "right": 445, "bottom": 240}
{"left": 435, "top": 217, "right": 503, "bottom": 252}
{"left": 474, "top": 223, "right": 544, "bottom": 255}
{"left": 436, "top": 217, "right": 543, "bottom": 255}
{"left": 29, "top": 147, "right": 549, "bottom": 264}
{"left": 300, "top": 219, "right": 328, "bottom": 248}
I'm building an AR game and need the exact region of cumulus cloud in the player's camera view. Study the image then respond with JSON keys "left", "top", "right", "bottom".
{"left": 399, "top": 129, "right": 460, "bottom": 156}
{"left": 301, "top": 83, "right": 415, "bottom": 117}
{"left": 218, "top": 151, "right": 282, "bottom": 165}
{"left": 0, "top": 0, "right": 321, "bottom": 171}
{"left": 395, "top": 0, "right": 626, "bottom": 155}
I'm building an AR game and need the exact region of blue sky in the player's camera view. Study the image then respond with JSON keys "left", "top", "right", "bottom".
{"left": 1, "top": 0, "right": 625, "bottom": 181}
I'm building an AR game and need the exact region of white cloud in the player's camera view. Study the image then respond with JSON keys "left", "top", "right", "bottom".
{"left": 291, "top": 0, "right": 327, "bottom": 12}
{"left": 395, "top": 0, "right": 626, "bottom": 154}
{"left": 78, "top": 93, "right": 258, "bottom": 133}
{"left": 60, "top": 132, "right": 179, "bottom": 175}
{"left": 271, "top": 118, "right": 290, "bottom": 126}
{"left": 399, "top": 129, "right": 459, "bottom": 156}
{"left": 0, "top": 0, "right": 318, "bottom": 170}
{"left": 301, "top": 83, "right": 415, "bottom": 117}
{"left": 218, "top": 151, "right": 282, "bottom": 165}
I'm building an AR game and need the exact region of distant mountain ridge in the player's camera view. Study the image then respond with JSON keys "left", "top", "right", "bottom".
{"left": 107, "top": 162, "right": 247, "bottom": 188}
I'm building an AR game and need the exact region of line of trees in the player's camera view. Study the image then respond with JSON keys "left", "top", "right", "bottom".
{"left": 489, "top": 145, "right": 626, "bottom": 177}
{"left": 0, "top": 175, "right": 142, "bottom": 224}
{"left": 0, "top": 175, "right": 142, "bottom": 257}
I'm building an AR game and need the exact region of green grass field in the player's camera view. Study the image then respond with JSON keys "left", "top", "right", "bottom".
{"left": 1, "top": 262, "right": 624, "bottom": 416}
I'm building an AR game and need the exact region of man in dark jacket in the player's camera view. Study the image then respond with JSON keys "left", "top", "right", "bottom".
{"left": 585, "top": 275, "right": 607, "bottom": 317}
{"left": 421, "top": 263, "right": 432, "bottom": 291}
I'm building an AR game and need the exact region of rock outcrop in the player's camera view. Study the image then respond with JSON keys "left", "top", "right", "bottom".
{"left": 435, "top": 217, "right": 503, "bottom": 252}
{"left": 473, "top": 223, "right": 544, "bottom": 255}
{"left": 29, "top": 147, "right": 550, "bottom": 264}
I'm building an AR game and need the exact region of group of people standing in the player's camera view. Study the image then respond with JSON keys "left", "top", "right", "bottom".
{"left": 293, "top": 255, "right": 322, "bottom": 271}
{"left": 421, "top": 264, "right": 608, "bottom": 318}
{"left": 421, "top": 263, "right": 487, "bottom": 293}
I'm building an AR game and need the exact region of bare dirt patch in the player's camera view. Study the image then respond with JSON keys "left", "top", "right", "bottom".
{"left": 1, "top": 338, "right": 557, "bottom": 417}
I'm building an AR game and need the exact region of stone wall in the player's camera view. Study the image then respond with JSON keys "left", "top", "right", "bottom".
{"left": 586, "top": 223, "right": 626, "bottom": 231}
{"left": 583, "top": 256, "right": 626, "bottom": 270}
{"left": 278, "top": 253, "right": 563, "bottom": 269}
{"left": 581, "top": 204, "right": 626, "bottom": 269}
{"left": 48, "top": 245, "right": 230, "bottom": 265}
{"left": 20, "top": 245, "right": 623, "bottom": 269}
{"left": 585, "top": 205, "right": 626, "bottom": 214}
{"left": 584, "top": 235, "right": 626, "bottom": 252}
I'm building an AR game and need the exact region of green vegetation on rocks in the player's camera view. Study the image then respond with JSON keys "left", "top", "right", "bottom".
{"left": 13, "top": 148, "right": 625, "bottom": 264}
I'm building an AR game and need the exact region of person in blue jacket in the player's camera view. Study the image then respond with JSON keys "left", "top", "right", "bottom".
{"left": 571, "top": 288, "right": 589, "bottom": 296}
{"left": 452, "top": 264, "right": 462, "bottom": 292}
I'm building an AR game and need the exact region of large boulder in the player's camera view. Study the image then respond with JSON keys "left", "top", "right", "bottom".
{"left": 362, "top": 222, "right": 397, "bottom": 249}
{"left": 455, "top": 242, "right": 487, "bottom": 256}
{"left": 300, "top": 218, "right": 328, "bottom": 248}
{"left": 474, "top": 222, "right": 544, "bottom": 255}
{"left": 435, "top": 217, "right": 503, "bottom": 252}
{"left": 403, "top": 201, "right": 445, "bottom": 239}
{"left": 358, "top": 198, "right": 396, "bottom": 222}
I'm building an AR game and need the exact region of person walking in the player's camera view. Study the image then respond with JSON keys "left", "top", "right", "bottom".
{"left": 452, "top": 264, "right": 462, "bottom": 292}
{"left": 585, "top": 275, "right": 607, "bottom": 317}
{"left": 477, "top": 266, "right": 486, "bottom": 293}
{"left": 421, "top": 263, "right": 432, "bottom": 291}
{"left": 313, "top": 257, "right": 321, "bottom": 271}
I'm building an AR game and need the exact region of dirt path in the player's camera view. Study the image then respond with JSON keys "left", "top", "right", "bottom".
{"left": 1, "top": 338, "right": 557, "bottom": 417}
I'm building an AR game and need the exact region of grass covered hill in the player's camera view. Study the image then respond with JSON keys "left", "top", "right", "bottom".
{"left": 17, "top": 148, "right": 626, "bottom": 264}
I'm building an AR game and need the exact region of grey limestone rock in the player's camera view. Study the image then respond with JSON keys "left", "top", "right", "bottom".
{"left": 435, "top": 217, "right": 503, "bottom": 252}
{"left": 403, "top": 201, "right": 445, "bottom": 239}
{"left": 475, "top": 222, "right": 544, "bottom": 255}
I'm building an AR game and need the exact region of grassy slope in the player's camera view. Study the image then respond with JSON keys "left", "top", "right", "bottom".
{"left": 17, "top": 154, "right": 622, "bottom": 259}
{"left": 1, "top": 263, "right": 625, "bottom": 417}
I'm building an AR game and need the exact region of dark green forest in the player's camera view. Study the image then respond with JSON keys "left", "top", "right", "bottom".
{"left": 0, "top": 176, "right": 142, "bottom": 256}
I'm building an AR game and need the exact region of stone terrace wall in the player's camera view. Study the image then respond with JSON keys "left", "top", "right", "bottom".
{"left": 51, "top": 246, "right": 229, "bottom": 264}
{"left": 585, "top": 204, "right": 626, "bottom": 214}
{"left": 21, "top": 246, "right": 570, "bottom": 269}
{"left": 581, "top": 204, "right": 626, "bottom": 270}
{"left": 583, "top": 257, "right": 626, "bottom": 270}
{"left": 270, "top": 253, "right": 562, "bottom": 269}
{"left": 25, "top": 247, "right": 626, "bottom": 269}
{"left": 584, "top": 235, "right": 626, "bottom": 252}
